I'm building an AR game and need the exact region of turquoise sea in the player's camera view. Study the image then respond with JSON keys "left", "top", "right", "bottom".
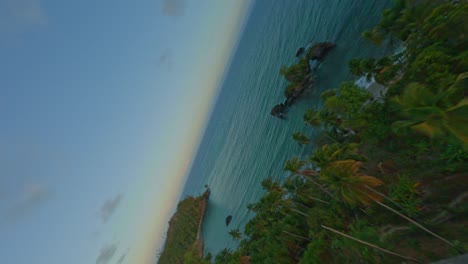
{"left": 182, "top": 0, "right": 395, "bottom": 256}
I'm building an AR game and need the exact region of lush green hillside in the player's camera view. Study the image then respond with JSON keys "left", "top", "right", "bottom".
{"left": 159, "top": 190, "right": 210, "bottom": 264}
{"left": 211, "top": 1, "right": 467, "bottom": 263}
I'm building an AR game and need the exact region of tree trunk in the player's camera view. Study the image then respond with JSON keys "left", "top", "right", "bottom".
{"left": 372, "top": 199, "right": 458, "bottom": 250}
{"left": 321, "top": 225, "right": 421, "bottom": 263}
{"left": 282, "top": 230, "right": 312, "bottom": 242}
{"left": 288, "top": 207, "right": 308, "bottom": 217}
{"left": 306, "top": 195, "right": 329, "bottom": 204}
{"left": 303, "top": 176, "right": 334, "bottom": 197}
{"left": 364, "top": 185, "right": 407, "bottom": 213}
{"left": 365, "top": 186, "right": 461, "bottom": 251}
{"left": 293, "top": 200, "right": 312, "bottom": 209}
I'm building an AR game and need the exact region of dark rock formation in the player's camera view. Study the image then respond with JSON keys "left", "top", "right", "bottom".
{"left": 295, "top": 47, "right": 305, "bottom": 57}
{"left": 226, "top": 215, "right": 232, "bottom": 226}
{"left": 203, "top": 187, "right": 211, "bottom": 198}
{"left": 271, "top": 41, "right": 335, "bottom": 119}
{"left": 284, "top": 97, "right": 295, "bottom": 107}
{"left": 270, "top": 103, "right": 286, "bottom": 118}
{"left": 307, "top": 42, "right": 335, "bottom": 60}
{"left": 291, "top": 75, "right": 314, "bottom": 98}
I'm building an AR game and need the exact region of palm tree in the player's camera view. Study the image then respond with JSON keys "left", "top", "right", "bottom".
{"left": 320, "top": 159, "right": 458, "bottom": 249}
{"left": 320, "top": 159, "right": 383, "bottom": 206}
{"left": 321, "top": 225, "right": 421, "bottom": 263}
{"left": 392, "top": 74, "right": 468, "bottom": 148}
{"left": 292, "top": 132, "right": 310, "bottom": 146}
{"left": 229, "top": 229, "right": 242, "bottom": 241}
{"left": 284, "top": 156, "right": 333, "bottom": 197}
{"left": 303, "top": 109, "right": 322, "bottom": 127}
{"left": 309, "top": 143, "right": 362, "bottom": 168}
{"left": 215, "top": 248, "right": 233, "bottom": 263}
{"left": 284, "top": 156, "right": 306, "bottom": 174}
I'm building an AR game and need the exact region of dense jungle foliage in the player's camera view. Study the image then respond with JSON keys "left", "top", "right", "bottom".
{"left": 211, "top": 0, "right": 467, "bottom": 263}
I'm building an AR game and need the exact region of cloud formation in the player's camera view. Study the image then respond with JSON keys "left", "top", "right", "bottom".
{"left": 96, "top": 243, "right": 118, "bottom": 264}
{"left": 99, "top": 194, "right": 123, "bottom": 223}
{"left": 161, "top": 0, "right": 186, "bottom": 17}
{"left": 0, "top": 0, "right": 47, "bottom": 32}
{"left": 116, "top": 249, "right": 129, "bottom": 264}
{"left": 3, "top": 182, "right": 52, "bottom": 222}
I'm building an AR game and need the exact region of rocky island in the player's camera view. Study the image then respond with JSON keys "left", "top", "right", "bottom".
{"left": 271, "top": 41, "right": 335, "bottom": 118}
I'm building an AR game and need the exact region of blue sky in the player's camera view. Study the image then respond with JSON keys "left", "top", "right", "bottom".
{"left": 0, "top": 0, "right": 252, "bottom": 263}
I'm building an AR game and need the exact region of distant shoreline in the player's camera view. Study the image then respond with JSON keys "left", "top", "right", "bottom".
{"left": 194, "top": 189, "right": 210, "bottom": 257}
{"left": 158, "top": 188, "right": 210, "bottom": 263}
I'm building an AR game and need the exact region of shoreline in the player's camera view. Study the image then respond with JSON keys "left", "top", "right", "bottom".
{"left": 158, "top": 188, "right": 210, "bottom": 263}
{"left": 195, "top": 188, "right": 210, "bottom": 257}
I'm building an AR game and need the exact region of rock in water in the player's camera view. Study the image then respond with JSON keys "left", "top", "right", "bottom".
{"left": 307, "top": 42, "right": 335, "bottom": 60}
{"left": 269, "top": 42, "right": 334, "bottom": 118}
{"left": 270, "top": 103, "right": 285, "bottom": 118}
{"left": 295, "top": 47, "right": 305, "bottom": 57}
{"left": 225, "top": 215, "right": 232, "bottom": 226}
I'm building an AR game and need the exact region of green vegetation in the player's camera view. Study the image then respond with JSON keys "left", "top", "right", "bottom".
{"left": 292, "top": 132, "right": 310, "bottom": 146}
{"left": 280, "top": 58, "right": 310, "bottom": 98}
{"left": 229, "top": 229, "right": 242, "bottom": 241}
{"left": 159, "top": 191, "right": 209, "bottom": 264}
{"left": 279, "top": 42, "right": 333, "bottom": 98}
{"left": 208, "top": 1, "right": 468, "bottom": 263}
{"left": 280, "top": 58, "right": 310, "bottom": 84}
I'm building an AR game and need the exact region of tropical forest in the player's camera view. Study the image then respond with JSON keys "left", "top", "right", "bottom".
{"left": 159, "top": 190, "right": 209, "bottom": 264}
{"left": 207, "top": 0, "right": 468, "bottom": 263}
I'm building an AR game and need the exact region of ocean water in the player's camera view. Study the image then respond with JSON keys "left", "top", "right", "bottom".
{"left": 182, "top": 0, "right": 394, "bottom": 255}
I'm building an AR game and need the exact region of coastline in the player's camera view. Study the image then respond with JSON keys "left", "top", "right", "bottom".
{"left": 195, "top": 188, "right": 210, "bottom": 257}
{"left": 202, "top": 0, "right": 468, "bottom": 262}
{"left": 158, "top": 188, "right": 210, "bottom": 264}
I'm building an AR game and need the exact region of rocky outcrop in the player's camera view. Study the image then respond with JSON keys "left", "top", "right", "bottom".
{"left": 295, "top": 47, "right": 305, "bottom": 57}
{"left": 225, "top": 215, "right": 232, "bottom": 226}
{"left": 271, "top": 103, "right": 286, "bottom": 118}
{"left": 290, "top": 75, "right": 314, "bottom": 98}
{"left": 271, "top": 41, "right": 335, "bottom": 119}
{"left": 306, "top": 42, "right": 335, "bottom": 60}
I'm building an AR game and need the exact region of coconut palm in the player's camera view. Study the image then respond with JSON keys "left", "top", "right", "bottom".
{"left": 303, "top": 109, "right": 322, "bottom": 127}
{"left": 284, "top": 156, "right": 333, "bottom": 197}
{"left": 321, "top": 159, "right": 457, "bottom": 249}
{"left": 228, "top": 229, "right": 242, "bottom": 241}
{"left": 284, "top": 156, "right": 306, "bottom": 174}
{"left": 320, "top": 159, "right": 383, "bottom": 206}
{"left": 292, "top": 132, "right": 310, "bottom": 146}
{"left": 392, "top": 74, "right": 468, "bottom": 148}
{"left": 309, "top": 143, "right": 362, "bottom": 168}
{"left": 321, "top": 225, "right": 421, "bottom": 263}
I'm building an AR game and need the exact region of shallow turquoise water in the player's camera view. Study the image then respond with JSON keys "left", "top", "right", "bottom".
{"left": 182, "top": 0, "right": 394, "bottom": 256}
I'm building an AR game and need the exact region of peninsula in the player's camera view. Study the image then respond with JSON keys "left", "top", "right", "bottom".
{"left": 158, "top": 188, "right": 210, "bottom": 264}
